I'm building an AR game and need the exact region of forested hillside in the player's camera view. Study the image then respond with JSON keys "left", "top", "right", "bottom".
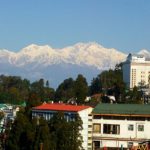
{"left": 0, "top": 63, "right": 143, "bottom": 106}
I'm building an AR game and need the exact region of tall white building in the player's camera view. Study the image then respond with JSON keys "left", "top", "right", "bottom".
{"left": 123, "top": 53, "right": 150, "bottom": 88}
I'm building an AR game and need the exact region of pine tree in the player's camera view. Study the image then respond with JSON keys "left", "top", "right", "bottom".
{"left": 74, "top": 74, "right": 88, "bottom": 104}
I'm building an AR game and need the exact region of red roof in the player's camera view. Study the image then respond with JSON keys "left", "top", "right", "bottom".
{"left": 33, "top": 103, "right": 91, "bottom": 112}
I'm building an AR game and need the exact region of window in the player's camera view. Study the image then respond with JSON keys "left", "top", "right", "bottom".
{"left": 103, "top": 124, "right": 120, "bottom": 134}
{"left": 128, "top": 124, "right": 134, "bottom": 131}
{"left": 93, "top": 115, "right": 101, "bottom": 119}
{"left": 127, "top": 117, "right": 145, "bottom": 121}
{"left": 88, "top": 125, "right": 92, "bottom": 128}
{"left": 93, "top": 124, "right": 101, "bottom": 133}
{"left": 138, "top": 125, "right": 144, "bottom": 131}
{"left": 93, "top": 141, "right": 100, "bottom": 149}
{"left": 103, "top": 116, "right": 126, "bottom": 120}
{"left": 70, "top": 114, "right": 75, "bottom": 121}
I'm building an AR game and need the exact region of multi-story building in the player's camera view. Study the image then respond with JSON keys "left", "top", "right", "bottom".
{"left": 32, "top": 102, "right": 93, "bottom": 150}
{"left": 92, "top": 103, "right": 150, "bottom": 149}
{"left": 122, "top": 53, "right": 150, "bottom": 88}
{"left": 0, "top": 104, "right": 19, "bottom": 132}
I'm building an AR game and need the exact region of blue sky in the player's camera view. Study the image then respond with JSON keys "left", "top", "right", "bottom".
{"left": 0, "top": 0, "right": 150, "bottom": 53}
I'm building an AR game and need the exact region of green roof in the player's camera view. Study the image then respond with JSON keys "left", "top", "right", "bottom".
{"left": 92, "top": 103, "right": 150, "bottom": 115}
{"left": 0, "top": 104, "right": 9, "bottom": 109}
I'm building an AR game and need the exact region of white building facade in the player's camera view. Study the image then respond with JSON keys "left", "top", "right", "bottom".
{"left": 122, "top": 54, "right": 150, "bottom": 88}
{"left": 32, "top": 103, "right": 93, "bottom": 150}
{"left": 92, "top": 103, "right": 150, "bottom": 149}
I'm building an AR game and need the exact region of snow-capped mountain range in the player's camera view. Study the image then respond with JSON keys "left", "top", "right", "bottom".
{"left": 0, "top": 42, "right": 149, "bottom": 88}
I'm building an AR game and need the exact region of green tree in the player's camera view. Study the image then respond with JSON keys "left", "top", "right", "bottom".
{"left": 48, "top": 112, "right": 83, "bottom": 150}
{"left": 126, "top": 86, "right": 143, "bottom": 104}
{"left": 49, "top": 112, "right": 69, "bottom": 150}
{"left": 90, "top": 77, "right": 102, "bottom": 95}
{"left": 55, "top": 78, "right": 75, "bottom": 102}
{"left": 46, "top": 80, "right": 49, "bottom": 88}
{"left": 31, "top": 79, "right": 45, "bottom": 100}
{"left": 6, "top": 111, "right": 52, "bottom": 150}
{"left": 44, "top": 86, "right": 55, "bottom": 102}
{"left": 26, "top": 92, "right": 41, "bottom": 116}
{"left": 33, "top": 117, "right": 52, "bottom": 150}
{"left": 68, "top": 114, "right": 83, "bottom": 150}
{"left": 74, "top": 74, "right": 88, "bottom": 104}
{"left": 6, "top": 111, "right": 35, "bottom": 150}
{"left": 89, "top": 63, "right": 126, "bottom": 102}
{"left": 0, "top": 75, "right": 30, "bottom": 104}
{"left": 31, "top": 79, "right": 55, "bottom": 102}
{"left": 9, "top": 87, "right": 21, "bottom": 104}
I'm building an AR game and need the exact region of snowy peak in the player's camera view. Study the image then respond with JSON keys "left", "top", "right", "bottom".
{"left": 0, "top": 42, "right": 140, "bottom": 88}
{"left": 19, "top": 44, "right": 55, "bottom": 56}
{"left": 12, "top": 44, "right": 61, "bottom": 66}
{"left": 138, "top": 49, "right": 150, "bottom": 58}
{"left": 0, "top": 42, "right": 127, "bottom": 69}
{"left": 59, "top": 42, "right": 126, "bottom": 69}
{"left": 71, "top": 42, "right": 103, "bottom": 50}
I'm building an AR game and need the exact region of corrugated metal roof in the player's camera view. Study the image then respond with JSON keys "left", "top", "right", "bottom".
{"left": 33, "top": 103, "right": 91, "bottom": 112}
{"left": 92, "top": 103, "right": 150, "bottom": 115}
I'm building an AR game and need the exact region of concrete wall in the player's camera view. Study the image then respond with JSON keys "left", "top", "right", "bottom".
{"left": 79, "top": 107, "right": 93, "bottom": 150}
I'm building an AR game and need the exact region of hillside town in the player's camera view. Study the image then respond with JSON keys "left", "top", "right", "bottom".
{"left": 0, "top": 54, "right": 150, "bottom": 150}
{"left": 0, "top": 0, "right": 150, "bottom": 149}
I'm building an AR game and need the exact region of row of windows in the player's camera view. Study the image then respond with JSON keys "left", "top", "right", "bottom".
{"left": 33, "top": 112, "right": 76, "bottom": 121}
{"left": 131, "top": 70, "right": 150, "bottom": 74}
{"left": 128, "top": 124, "right": 144, "bottom": 131}
{"left": 93, "top": 124, "right": 120, "bottom": 134}
{"left": 93, "top": 123, "right": 144, "bottom": 134}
